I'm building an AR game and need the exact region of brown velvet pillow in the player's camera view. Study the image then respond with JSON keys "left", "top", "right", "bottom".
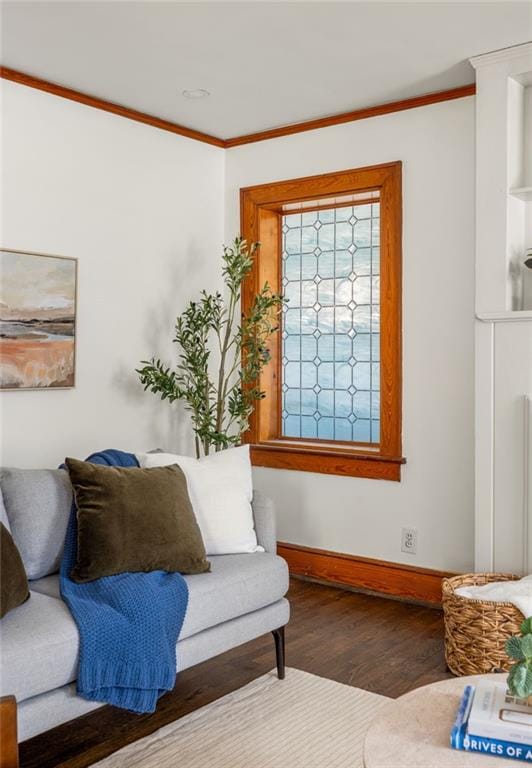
{"left": 1, "top": 522, "right": 30, "bottom": 618}
{"left": 65, "top": 458, "right": 210, "bottom": 583}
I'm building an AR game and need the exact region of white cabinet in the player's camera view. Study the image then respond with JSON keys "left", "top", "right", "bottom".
{"left": 492, "top": 321, "right": 532, "bottom": 572}
{"left": 476, "top": 318, "right": 532, "bottom": 573}
{"left": 470, "top": 44, "right": 532, "bottom": 315}
{"left": 473, "top": 43, "right": 532, "bottom": 573}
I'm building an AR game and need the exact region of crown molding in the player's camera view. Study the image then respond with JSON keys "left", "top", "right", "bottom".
{"left": 0, "top": 66, "right": 226, "bottom": 148}
{"left": 1, "top": 66, "right": 476, "bottom": 149}
{"left": 225, "top": 84, "right": 475, "bottom": 147}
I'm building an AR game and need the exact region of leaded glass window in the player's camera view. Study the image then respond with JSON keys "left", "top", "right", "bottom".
{"left": 281, "top": 201, "right": 380, "bottom": 444}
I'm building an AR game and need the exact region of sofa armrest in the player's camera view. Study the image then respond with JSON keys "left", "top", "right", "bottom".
{"left": 0, "top": 696, "right": 19, "bottom": 768}
{"left": 252, "top": 491, "right": 277, "bottom": 554}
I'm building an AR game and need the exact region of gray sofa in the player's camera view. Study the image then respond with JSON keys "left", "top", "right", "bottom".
{"left": 0, "top": 468, "right": 289, "bottom": 742}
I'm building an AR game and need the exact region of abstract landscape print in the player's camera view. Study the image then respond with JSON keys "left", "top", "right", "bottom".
{"left": 0, "top": 249, "right": 77, "bottom": 389}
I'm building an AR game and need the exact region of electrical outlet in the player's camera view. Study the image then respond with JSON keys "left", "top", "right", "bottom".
{"left": 401, "top": 527, "right": 417, "bottom": 555}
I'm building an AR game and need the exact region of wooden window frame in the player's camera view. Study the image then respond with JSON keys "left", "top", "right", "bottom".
{"left": 241, "top": 162, "right": 404, "bottom": 481}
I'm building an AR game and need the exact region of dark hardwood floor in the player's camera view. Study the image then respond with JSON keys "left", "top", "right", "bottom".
{"left": 20, "top": 578, "right": 453, "bottom": 768}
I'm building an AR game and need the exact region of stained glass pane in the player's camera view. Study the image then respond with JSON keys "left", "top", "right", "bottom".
{"left": 281, "top": 201, "right": 380, "bottom": 443}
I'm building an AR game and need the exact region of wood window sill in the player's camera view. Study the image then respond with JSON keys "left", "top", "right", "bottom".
{"left": 249, "top": 440, "right": 406, "bottom": 481}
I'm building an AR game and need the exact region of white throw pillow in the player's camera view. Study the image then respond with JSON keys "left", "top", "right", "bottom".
{"left": 136, "top": 445, "right": 263, "bottom": 556}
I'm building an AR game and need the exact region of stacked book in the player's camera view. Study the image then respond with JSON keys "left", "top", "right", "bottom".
{"left": 451, "top": 680, "right": 532, "bottom": 763}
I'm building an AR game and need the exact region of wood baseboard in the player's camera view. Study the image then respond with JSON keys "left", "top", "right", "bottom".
{"left": 278, "top": 542, "right": 454, "bottom": 607}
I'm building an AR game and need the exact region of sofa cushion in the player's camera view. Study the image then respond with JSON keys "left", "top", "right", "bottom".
{"left": 137, "top": 446, "right": 263, "bottom": 556}
{"left": 0, "top": 468, "right": 72, "bottom": 579}
{"left": 65, "top": 459, "right": 210, "bottom": 582}
{"left": 15, "top": 553, "right": 288, "bottom": 701}
{"left": 0, "top": 591, "right": 79, "bottom": 702}
{"left": 182, "top": 553, "right": 288, "bottom": 638}
{"left": 0, "top": 488, "right": 10, "bottom": 532}
{"left": 0, "top": 523, "right": 29, "bottom": 618}
{"left": 24, "top": 574, "right": 61, "bottom": 599}
{"left": 31, "top": 552, "right": 289, "bottom": 642}
{"left": 31, "top": 554, "right": 288, "bottom": 641}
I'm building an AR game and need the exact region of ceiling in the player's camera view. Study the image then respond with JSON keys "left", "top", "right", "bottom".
{"left": 1, "top": 2, "right": 531, "bottom": 140}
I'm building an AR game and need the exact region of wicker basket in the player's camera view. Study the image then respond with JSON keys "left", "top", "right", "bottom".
{"left": 442, "top": 572, "right": 523, "bottom": 676}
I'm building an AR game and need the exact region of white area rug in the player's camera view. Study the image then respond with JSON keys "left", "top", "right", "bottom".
{"left": 93, "top": 668, "right": 390, "bottom": 768}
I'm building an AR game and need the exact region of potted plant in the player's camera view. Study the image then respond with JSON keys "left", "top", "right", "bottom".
{"left": 506, "top": 617, "right": 532, "bottom": 699}
{"left": 137, "top": 237, "right": 285, "bottom": 458}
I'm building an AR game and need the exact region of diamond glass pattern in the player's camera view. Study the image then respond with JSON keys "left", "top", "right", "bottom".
{"left": 281, "top": 202, "right": 380, "bottom": 443}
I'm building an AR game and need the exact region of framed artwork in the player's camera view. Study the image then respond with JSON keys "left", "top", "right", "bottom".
{"left": 0, "top": 248, "right": 77, "bottom": 390}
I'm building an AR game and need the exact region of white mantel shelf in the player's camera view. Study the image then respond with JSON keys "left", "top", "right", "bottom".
{"left": 476, "top": 310, "right": 532, "bottom": 322}
{"left": 509, "top": 186, "right": 532, "bottom": 202}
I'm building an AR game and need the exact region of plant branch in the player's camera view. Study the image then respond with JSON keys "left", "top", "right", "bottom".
{"left": 137, "top": 237, "right": 285, "bottom": 456}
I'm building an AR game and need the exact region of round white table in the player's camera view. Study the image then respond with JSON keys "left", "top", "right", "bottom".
{"left": 364, "top": 674, "right": 514, "bottom": 767}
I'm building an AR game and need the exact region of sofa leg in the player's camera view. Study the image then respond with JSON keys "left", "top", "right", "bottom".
{"left": 0, "top": 696, "right": 19, "bottom": 768}
{"left": 272, "top": 626, "right": 286, "bottom": 680}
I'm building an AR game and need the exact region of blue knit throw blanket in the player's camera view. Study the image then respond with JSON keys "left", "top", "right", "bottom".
{"left": 60, "top": 449, "right": 189, "bottom": 714}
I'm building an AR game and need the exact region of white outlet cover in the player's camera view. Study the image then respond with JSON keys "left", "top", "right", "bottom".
{"left": 401, "top": 527, "right": 418, "bottom": 555}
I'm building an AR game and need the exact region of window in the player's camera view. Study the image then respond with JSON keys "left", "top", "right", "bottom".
{"left": 281, "top": 200, "right": 381, "bottom": 444}
{"left": 241, "top": 162, "right": 403, "bottom": 480}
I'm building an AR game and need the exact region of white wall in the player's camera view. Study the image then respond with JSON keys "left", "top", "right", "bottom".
{"left": 225, "top": 97, "right": 476, "bottom": 572}
{"left": 1, "top": 83, "right": 475, "bottom": 572}
{"left": 523, "top": 85, "right": 532, "bottom": 188}
{"left": 0, "top": 80, "right": 225, "bottom": 467}
{"left": 525, "top": 86, "right": 532, "bottom": 248}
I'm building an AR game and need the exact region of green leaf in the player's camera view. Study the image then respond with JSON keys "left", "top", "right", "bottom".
{"left": 508, "top": 663, "right": 528, "bottom": 697}
{"left": 506, "top": 636, "right": 526, "bottom": 661}
{"left": 136, "top": 235, "right": 283, "bottom": 457}
{"left": 521, "top": 617, "right": 532, "bottom": 635}
{"left": 526, "top": 665, "right": 532, "bottom": 695}
{"left": 508, "top": 662, "right": 532, "bottom": 698}
{"left": 522, "top": 633, "right": 532, "bottom": 659}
